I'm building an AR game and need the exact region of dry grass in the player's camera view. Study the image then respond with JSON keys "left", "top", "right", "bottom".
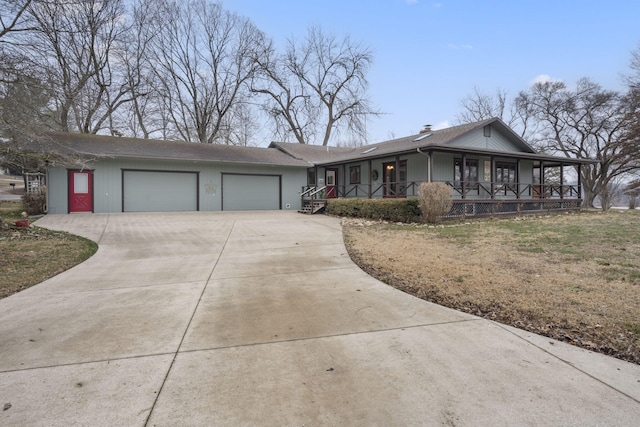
{"left": 0, "top": 200, "right": 97, "bottom": 298}
{"left": 343, "top": 210, "right": 640, "bottom": 364}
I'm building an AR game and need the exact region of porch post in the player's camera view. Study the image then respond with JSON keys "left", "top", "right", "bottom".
{"left": 368, "top": 159, "right": 372, "bottom": 198}
{"left": 490, "top": 155, "right": 495, "bottom": 199}
{"left": 461, "top": 153, "right": 467, "bottom": 199}
{"left": 516, "top": 159, "right": 521, "bottom": 200}
{"left": 342, "top": 164, "right": 346, "bottom": 198}
{"left": 428, "top": 151, "right": 433, "bottom": 183}
{"left": 560, "top": 163, "right": 564, "bottom": 199}
{"left": 577, "top": 163, "right": 582, "bottom": 203}
{"left": 395, "top": 155, "right": 400, "bottom": 196}
{"left": 540, "top": 161, "right": 545, "bottom": 199}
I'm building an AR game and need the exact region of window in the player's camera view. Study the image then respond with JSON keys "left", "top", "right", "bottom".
{"left": 496, "top": 162, "right": 516, "bottom": 184}
{"left": 349, "top": 165, "right": 361, "bottom": 184}
{"left": 454, "top": 158, "right": 478, "bottom": 184}
{"left": 307, "top": 169, "right": 316, "bottom": 186}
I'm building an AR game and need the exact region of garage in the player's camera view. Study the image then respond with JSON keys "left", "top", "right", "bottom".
{"left": 122, "top": 170, "right": 199, "bottom": 212}
{"left": 222, "top": 173, "right": 281, "bottom": 211}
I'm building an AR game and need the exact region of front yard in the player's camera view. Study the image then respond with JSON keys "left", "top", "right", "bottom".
{"left": 343, "top": 210, "right": 640, "bottom": 365}
{"left": 0, "top": 200, "right": 97, "bottom": 298}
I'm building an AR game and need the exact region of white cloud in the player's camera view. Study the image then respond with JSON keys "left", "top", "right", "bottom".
{"left": 405, "top": 0, "right": 419, "bottom": 4}
{"left": 433, "top": 2, "right": 443, "bottom": 8}
{"left": 530, "top": 74, "right": 563, "bottom": 85}
{"left": 433, "top": 121, "right": 450, "bottom": 130}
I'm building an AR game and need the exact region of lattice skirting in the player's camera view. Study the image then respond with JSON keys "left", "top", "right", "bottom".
{"left": 444, "top": 199, "right": 582, "bottom": 219}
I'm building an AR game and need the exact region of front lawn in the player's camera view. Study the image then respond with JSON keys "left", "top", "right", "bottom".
{"left": 0, "top": 200, "right": 97, "bottom": 298}
{"left": 343, "top": 210, "right": 640, "bottom": 364}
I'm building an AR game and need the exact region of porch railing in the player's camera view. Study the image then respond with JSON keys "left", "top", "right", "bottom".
{"left": 323, "top": 181, "right": 581, "bottom": 201}
{"left": 302, "top": 181, "right": 583, "bottom": 218}
{"left": 446, "top": 181, "right": 581, "bottom": 200}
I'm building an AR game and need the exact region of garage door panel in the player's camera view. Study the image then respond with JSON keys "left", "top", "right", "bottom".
{"left": 222, "top": 174, "right": 280, "bottom": 211}
{"left": 123, "top": 170, "right": 198, "bottom": 212}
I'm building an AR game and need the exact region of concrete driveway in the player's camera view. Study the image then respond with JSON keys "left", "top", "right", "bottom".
{"left": 1, "top": 211, "right": 639, "bottom": 426}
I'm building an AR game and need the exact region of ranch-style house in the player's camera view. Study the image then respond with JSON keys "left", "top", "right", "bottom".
{"left": 30, "top": 118, "right": 591, "bottom": 218}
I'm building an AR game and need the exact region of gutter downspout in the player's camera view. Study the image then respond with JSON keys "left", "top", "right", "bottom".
{"left": 416, "top": 147, "right": 432, "bottom": 183}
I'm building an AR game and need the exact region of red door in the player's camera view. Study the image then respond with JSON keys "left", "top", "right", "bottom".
{"left": 68, "top": 170, "right": 93, "bottom": 213}
{"left": 325, "top": 168, "right": 338, "bottom": 198}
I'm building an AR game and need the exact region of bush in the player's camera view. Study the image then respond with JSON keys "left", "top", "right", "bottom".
{"left": 418, "top": 182, "right": 452, "bottom": 223}
{"left": 22, "top": 192, "right": 47, "bottom": 215}
{"left": 326, "top": 198, "right": 421, "bottom": 223}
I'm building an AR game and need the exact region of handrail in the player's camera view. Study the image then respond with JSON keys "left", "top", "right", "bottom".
{"left": 300, "top": 186, "right": 315, "bottom": 197}
{"left": 309, "top": 186, "right": 326, "bottom": 198}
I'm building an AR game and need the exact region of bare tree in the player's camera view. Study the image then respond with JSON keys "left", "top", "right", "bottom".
{"left": 0, "top": 0, "right": 39, "bottom": 119}
{"left": 517, "top": 78, "right": 639, "bottom": 210}
{"left": 456, "top": 86, "right": 535, "bottom": 138}
{"left": 115, "top": 0, "right": 163, "bottom": 138}
{"left": 148, "top": 0, "right": 267, "bottom": 144}
{"left": 25, "top": 0, "right": 132, "bottom": 134}
{"left": 621, "top": 43, "right": 640, "bottom": 159}
{"left": 456, "top": 87, "right": 508, "bottom": 123}
{"left": 624, "top": 42, "right": 640, "bottom": 92}
{"left": 0, "top": 0, "right": 33, "bottom": 40}
{"left": 0, "top": 0, "right": 51, "bottom": 184}
{"left": 251, "top": 41, "right": 318, "bottom": 145}
{"left": 253, "top": 26, "right": 379, "bottom": 146}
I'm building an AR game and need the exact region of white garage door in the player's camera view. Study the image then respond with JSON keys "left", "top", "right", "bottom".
{"left": 222, "top": 173, "right": 281, "bottom": 210}
{"left": 123, "top": 170, "right": 198, "bottom": 212}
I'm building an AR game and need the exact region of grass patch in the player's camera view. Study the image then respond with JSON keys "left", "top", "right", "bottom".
{"left": 0, "top": 201, "right": 98, "bottom": 298}
{"left": 1, "top": 199, "right": 25, "bottom": 223}
{"left": 343, "top": 210, "right": 640, "bottom": 364}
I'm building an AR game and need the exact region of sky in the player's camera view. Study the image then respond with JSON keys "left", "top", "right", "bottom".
{"left": 222, "top": 0, "right": 640, "bottom": 145}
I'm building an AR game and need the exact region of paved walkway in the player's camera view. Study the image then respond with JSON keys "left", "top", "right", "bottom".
{"left": 1, "top": 212, "right": 639, "bottom": 426}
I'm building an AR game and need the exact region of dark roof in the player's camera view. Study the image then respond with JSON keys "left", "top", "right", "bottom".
{"left": 31, "top": 132, "right": 310, "bottom": 167}
{"left": 271, "top": 118, "right": 591, "bottom": 166}
{"left": 29, "top": 119, "right": 593, "bottom": 169}
{"left": 268, "top": 141, "right": 354, "bottom": 163}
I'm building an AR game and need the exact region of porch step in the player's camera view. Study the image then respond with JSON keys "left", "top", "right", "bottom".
{"left": 298, "top": 200, "right": 326, "bottom": 215}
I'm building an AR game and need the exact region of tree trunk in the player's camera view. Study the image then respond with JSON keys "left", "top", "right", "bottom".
{"left": 583, "top": 189, "right": 597, "bottom": 209}
{"left": 600, "top": 192, "right": 611, "bottom": 211}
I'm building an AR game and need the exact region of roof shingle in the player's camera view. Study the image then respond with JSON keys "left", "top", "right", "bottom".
{"left": 32, "top": 132, "right": 311, "bottom": 167}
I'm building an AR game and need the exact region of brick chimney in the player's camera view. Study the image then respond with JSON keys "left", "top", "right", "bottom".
{"left": 419, "top": 124, "right": 432, "bottom": 134}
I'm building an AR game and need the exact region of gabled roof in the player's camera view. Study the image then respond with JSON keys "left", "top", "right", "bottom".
{"left": 268, "top": 141, "right": 354, "bottom": 164}
{"left": 30, "top": 132, "right": 311, "bottom": 167}
{"left": 270, "top": 118, "right": 589, "bottom": 166}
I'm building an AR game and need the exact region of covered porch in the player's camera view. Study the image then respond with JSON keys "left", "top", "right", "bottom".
{"left": 301, "top": 148, "right": 590, "bottom": 219}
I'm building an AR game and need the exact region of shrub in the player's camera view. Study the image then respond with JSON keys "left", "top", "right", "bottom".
{"left": 326, "top": 198, "right": 421, "bottom": 223}
{"left": 418, "top": 182, "right": 452, "bottom": 223}
{"left": 22, "top": 192, "right": 47, "bottom": 215}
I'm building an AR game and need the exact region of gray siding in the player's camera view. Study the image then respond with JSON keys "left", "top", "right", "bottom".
{"left": 448, "top": 127, "right": 526, "bottom": 152}
{"left": 519, "top": 161, "right": 534, "bottom": 185}
{"left": 46, "top": 167, "right": 69, "bottom": 214}
{"left": 431, "top": 152, "right": 455, "bottom": 182}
